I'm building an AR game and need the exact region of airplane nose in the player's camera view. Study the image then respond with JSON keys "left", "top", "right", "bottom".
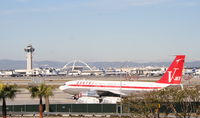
{"left": 59, "top": 86, "right": 65, "bottom": 91}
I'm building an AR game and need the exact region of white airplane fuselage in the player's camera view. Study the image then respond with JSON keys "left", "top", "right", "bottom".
{"left": 59, "top": 80, "right": 170, "bottom": 96}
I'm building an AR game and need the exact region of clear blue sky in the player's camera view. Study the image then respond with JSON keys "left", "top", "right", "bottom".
{"left": 0, "top": 0, "right": 199, "bottom": 62}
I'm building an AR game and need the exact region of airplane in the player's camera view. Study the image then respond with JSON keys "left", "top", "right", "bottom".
{"left": 59, "top": 55, "right": 185, "bottom": 98}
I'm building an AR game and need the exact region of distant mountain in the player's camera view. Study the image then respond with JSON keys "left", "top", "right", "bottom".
{"left": 88, "top": 61, "right": 200, "bottom": 68}
{"left": 0, "top": 60, "right": 66, "bottom": 70}
{"left": 0, "top": 60, "right": 26, "bottom": 70}
{"left": 0, "top": 60, "right": 200, "bottom": 70}
{"left": 34, "top": 61, "right": 66, "bottom": 68}
{"left": 87, "top": 62, "right": 170, "bottom": 68}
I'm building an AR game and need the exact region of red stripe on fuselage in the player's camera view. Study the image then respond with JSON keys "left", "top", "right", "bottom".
{"left": 68, "top": 84, "right": 162, "bottom": 89}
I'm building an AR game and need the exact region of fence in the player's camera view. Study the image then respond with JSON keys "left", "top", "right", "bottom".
{"left": 0, "top": 104, "right": 120, "bottom": 114}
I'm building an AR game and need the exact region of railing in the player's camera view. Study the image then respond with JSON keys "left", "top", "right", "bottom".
{"left": 0, "top": 104, "right": 121, "bottom": 115}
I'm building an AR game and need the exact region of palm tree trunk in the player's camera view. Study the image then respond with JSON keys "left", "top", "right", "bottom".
{"left": 2, "top": 97, "right": 7, "bottom": 118}
{"left": 39, "top": 97, "right": 43, "bottom": 118}
{"left": 45, "top": 96, "right": 50, "bottom": 112}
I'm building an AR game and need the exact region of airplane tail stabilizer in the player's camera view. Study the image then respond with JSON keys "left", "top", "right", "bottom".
{"left": 156, "top": 55, "right": 185, "bottom": 85}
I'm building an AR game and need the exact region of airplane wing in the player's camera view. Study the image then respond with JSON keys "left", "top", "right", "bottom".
{"left": 79, "top": 89, "right": 127, "bottom": 97}
{"left": 93, "top": 89, "right": 127, "bottom": 96}
{"left": 104, "top": 90, "right": 126, "bottom": 96}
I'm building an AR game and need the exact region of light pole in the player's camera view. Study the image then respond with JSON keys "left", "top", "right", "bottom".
{"left": 120, "top": 71, "right": 123, "bottom": 117}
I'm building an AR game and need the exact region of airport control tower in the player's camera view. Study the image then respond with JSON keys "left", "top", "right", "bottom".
{"left": 24, "top": 45, "right": 35, "bottom": 71}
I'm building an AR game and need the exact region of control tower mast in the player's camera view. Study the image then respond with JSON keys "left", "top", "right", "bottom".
{"left": 24, "top": 45, "right": 35, "bottom": 71}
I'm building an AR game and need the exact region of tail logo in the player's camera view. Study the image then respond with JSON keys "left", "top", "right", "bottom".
{"left": 168, "top": 71, "right": 173, "bottom": 82}
{"left": 168, "top": 68, "right": 181, "bottom": 83}
{"left": 176, "top": 59, "right": 183, "bottom": 63}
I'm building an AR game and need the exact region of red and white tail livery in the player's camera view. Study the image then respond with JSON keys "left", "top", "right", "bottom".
{"left": 157, "top": 55, "right": 185, "bottom": 85}
{"left": 59, "top": 55, "right": 185, "bottom": 97}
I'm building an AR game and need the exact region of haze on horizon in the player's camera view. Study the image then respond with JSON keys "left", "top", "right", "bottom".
{"left": 0, "top": 0, "right": 199, "bottom": 63}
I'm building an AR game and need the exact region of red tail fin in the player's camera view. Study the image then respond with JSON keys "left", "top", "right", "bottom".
{"left": 156, "top": 55, "right": 185, "bottom": 84}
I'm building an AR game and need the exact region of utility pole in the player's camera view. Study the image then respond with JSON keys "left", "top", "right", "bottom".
{"left": 120, "top": 70, "right": 123, "bottom": 117}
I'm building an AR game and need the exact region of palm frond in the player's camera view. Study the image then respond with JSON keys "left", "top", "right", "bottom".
{"left": 28, "top": 84, "right": 54, "bottom": 98}
{"left": 0, "top": 84, "right": 18, "bottom": 100}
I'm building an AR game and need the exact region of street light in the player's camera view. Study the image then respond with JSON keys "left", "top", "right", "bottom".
{"left": 120, "top": 80, "right": 122, "bottom": 117}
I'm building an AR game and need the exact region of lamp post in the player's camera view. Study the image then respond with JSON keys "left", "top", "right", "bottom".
{"left": 120, "top": 71, "right": 123, "bottom": 117}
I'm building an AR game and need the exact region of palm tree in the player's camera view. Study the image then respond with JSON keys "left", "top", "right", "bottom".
{"left": 28, "top": 84, "right": 54, "bottom": 118}
{"left": 44, "top": 86, "right": 54, "bottom": 113}
{"left": 0, "top": 83, "right": 18, "bottom": 118}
